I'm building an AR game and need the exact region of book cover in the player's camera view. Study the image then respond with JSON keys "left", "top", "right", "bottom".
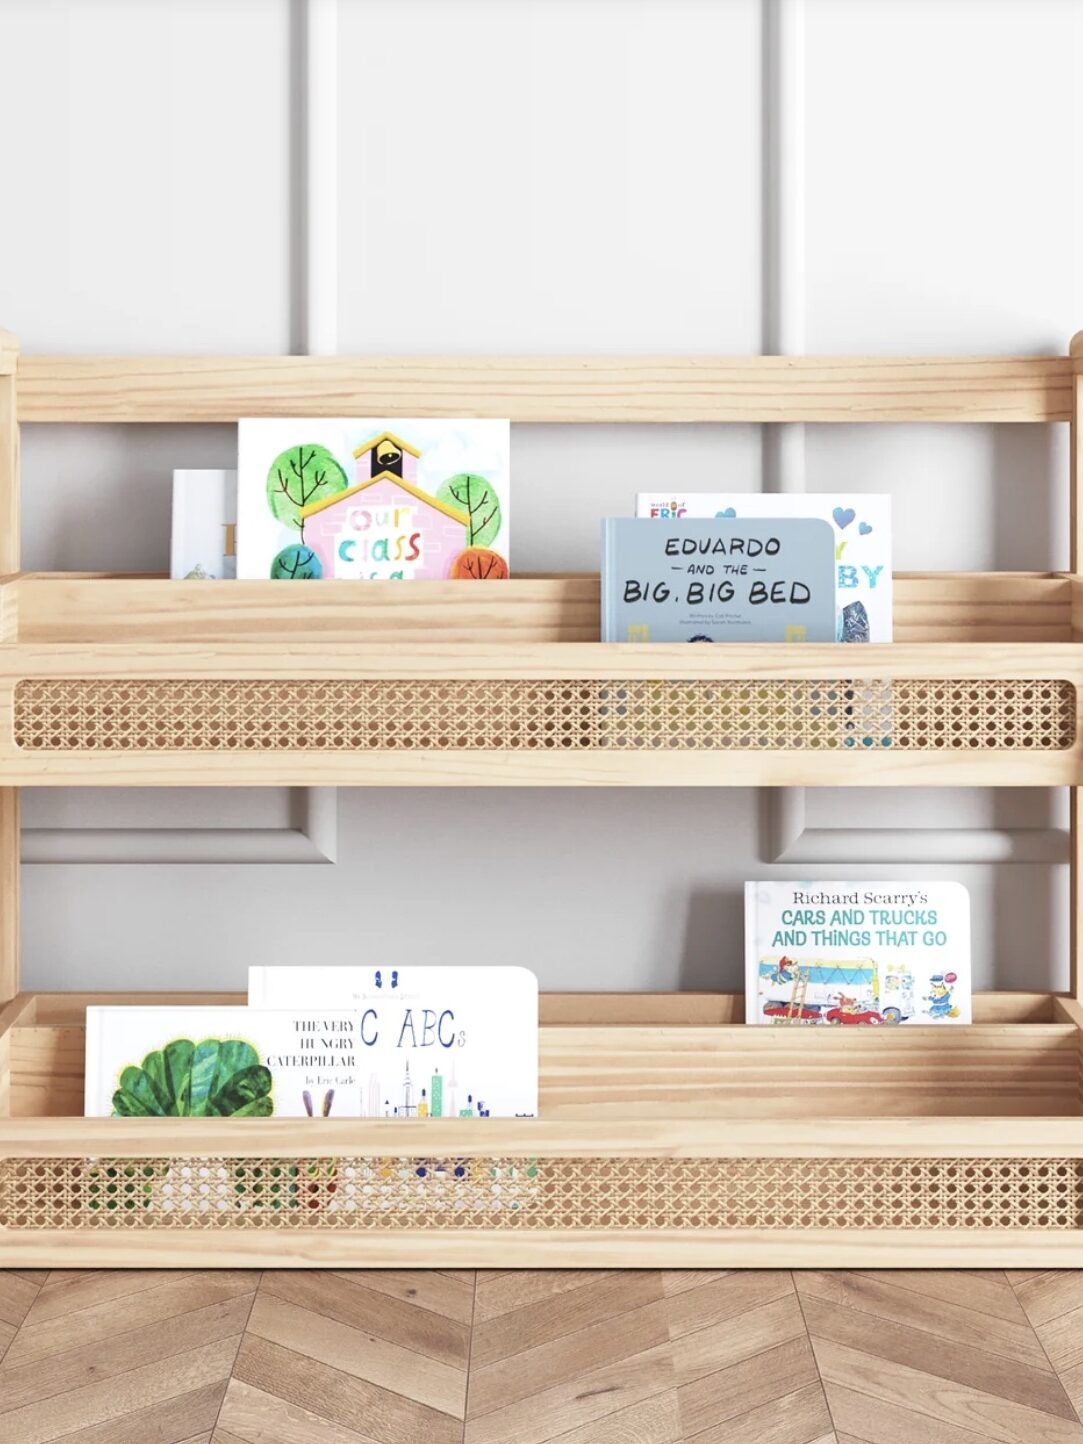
{"left": 248, "top": 966, "right": 538, "bottom": 1119}
{"left": 84, "top": 1007, "right": 362, "bottom": 1117}
{"left": 170, "top": 469, "right": 237, "bottom": 580}
{"left": 744, "top": 881, "right": 971, "bottom": 1025}
{"left": 637, "top": 493, "right": 892, "bottom": 641}
{"left": 236, "top": 419, "right": 510, "bottom": 581}
{"left": 602, "top": 517, "right": 837, "bottom": 642}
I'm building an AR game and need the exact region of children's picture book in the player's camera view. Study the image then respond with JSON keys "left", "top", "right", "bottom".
{"left": 84, "top": 1007, "right": 362, "bottom": 1117}
{"left": 236, "top": 419, "right": 510, "bottom": 581}
{"left": 170, "top": 469, "right": 237, "bottom": 579}
{"left": 248, "top": 966, "right": 538, "bottom": 1118}
{"left": 637, "top": 493, "right": 892, "bottom": 642}
{"left": 602, "top": 517, "right": 836, "bottom": 643}
{"left": 745, "top": 881, "right": 971, "bottom": 1026}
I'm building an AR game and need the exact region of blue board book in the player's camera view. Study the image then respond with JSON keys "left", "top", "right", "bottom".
{"left": 601, "top": 517, "right": 837, "bottom": 642}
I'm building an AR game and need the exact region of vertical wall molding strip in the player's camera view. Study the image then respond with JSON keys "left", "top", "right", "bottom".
{"left": 756, "top": 0, "right": 1067, "bottom": 882}
{"left": 761, "top": 0, "right": 806, "bottom": 495}
{"left": 302, "top": 0, "right": 339, "bottom": 356}
{"left": 761, "top": 0, "right": 809, "bottom": 860}
{"left": 25, "top": 2, "right": 339, "bottom": 868}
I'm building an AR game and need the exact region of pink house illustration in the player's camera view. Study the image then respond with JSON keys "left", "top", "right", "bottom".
{"left": 299, "top": 431, "right": 470, "bottom": 580}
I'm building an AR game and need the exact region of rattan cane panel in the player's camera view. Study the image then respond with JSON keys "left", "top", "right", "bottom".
{"left": 1, "top": 1157, "right": 1080, "bottom": 1231}
{"left": 11, "top": 678, "right": 1076, "bottom": 751}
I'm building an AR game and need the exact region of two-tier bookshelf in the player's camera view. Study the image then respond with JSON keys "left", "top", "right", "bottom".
{"left": 2, "top": 332, "right": 1083, "bottom": 1266}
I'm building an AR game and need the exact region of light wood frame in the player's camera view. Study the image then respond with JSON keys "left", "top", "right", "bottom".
{"left": 1, "top": 334, "right": 1083, "bottom": 1266}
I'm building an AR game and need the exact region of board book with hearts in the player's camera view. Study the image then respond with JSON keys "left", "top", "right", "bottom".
{"left": 637, "top": 493, "right": 891, "bottom": 641}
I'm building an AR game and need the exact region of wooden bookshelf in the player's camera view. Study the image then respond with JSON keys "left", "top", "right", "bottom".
{"left": 1, "top": 334, "right": 1083, "bottom": 1265}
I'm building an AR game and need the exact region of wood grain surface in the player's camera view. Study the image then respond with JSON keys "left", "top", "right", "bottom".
{"left": 3, "top": 1267, "right": 1083, "bottom": 1442}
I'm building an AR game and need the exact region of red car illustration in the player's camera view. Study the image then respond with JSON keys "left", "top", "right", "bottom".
{"left": 825, "top": 1005, "right": 884, "bottom": 1025}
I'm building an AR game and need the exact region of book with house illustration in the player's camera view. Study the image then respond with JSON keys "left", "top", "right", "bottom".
{"left": 236, "top": 419, "right": 510, "bottom": 581}
{"left": 85, "top": 1007, "right": 363, "bottom": 1117}
{"left": 248, "top": 966, "right": 538, "bottom": 1118}
{"left": 602, "top": 516, "right": 837, "bottom": 642}
{"left": 745, "top": 881, "right": 971, "bottom": 1026}
{"left": 171, "top": 469, "right": 237, "bottom": 579}
{"left": 637, "top": 493, "right": 892, "bottom": 641}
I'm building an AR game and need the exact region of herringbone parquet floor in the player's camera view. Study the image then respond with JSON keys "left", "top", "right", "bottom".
{"left": 1, "top": 1267, "right": 1083, "bottom": 1443}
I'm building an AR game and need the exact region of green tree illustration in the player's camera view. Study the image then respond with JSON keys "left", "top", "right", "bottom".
{"left": 271, "top": 544, "right": 323, "bottom": 580}
{"left": 266, "top": 443, "right": 348, "bottom": 536}
{"left": 436, "top": 473, "right": 501, "bottom": 548}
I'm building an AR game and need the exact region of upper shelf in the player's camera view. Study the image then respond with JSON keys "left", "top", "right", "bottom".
{"left": 10, "top": 352, "right": 1080, "bottom": 424}
{"left": 0, "top": 572, "right": 1080, "bottom": 787}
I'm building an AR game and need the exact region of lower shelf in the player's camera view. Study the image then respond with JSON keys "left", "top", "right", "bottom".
{"left": 2, "top": 990, "right": 1083, "bottom": 1265}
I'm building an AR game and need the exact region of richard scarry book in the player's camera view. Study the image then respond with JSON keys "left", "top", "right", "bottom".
{"left": 637, "top": 493, "right": 891, "bottom": 641}
{"left": 744, "top": 881, "right": 970, "bottom": 1025}
{"left": 84, "top": 1007, "right": 362, "bottom": 1117}
{"left": 237, "top": 419, "right": 509, "bottom": 581}
{"left": 248, "top": 966, "right": 538, "bottom": 1118}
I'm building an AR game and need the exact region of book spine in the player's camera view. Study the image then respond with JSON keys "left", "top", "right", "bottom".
{"left": 600, "top": 521, "right": 613, "bottom": 643}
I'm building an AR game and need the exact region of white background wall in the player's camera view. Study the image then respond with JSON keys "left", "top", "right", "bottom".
{"left": 0, "top": 0, "right": 1079, "bottom": 993}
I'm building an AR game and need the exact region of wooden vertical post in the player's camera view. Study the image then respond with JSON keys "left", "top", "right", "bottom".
{"left": 0, "top": 330, "right": 18, "bottom": 1006}
{"left": 1069, "top": 332, "right": 1083, "bottom": 999}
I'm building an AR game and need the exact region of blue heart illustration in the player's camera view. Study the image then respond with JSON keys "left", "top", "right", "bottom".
{"left": 859, "top": 521, "right": 873, "bottom": 535}
{"left": 716, "top": 507, "right": 737, "bottom": 518}
{"left": 833, "top": 507, "right": 856, "bottom": 530}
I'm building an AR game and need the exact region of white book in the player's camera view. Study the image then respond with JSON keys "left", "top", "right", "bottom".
{"left": 85, "top": 1007, "right": 361, "bottom": 1117}
{"left": 744, "top": 881, "right": 971, "bottom": 1025}
{"left": 171, "top": 469, "right": 237, "bottom": 579}
{"left": 637, "top": 492, "right": 892, "bottom": 641}
{"left": 249, "top": 966, "right": 538, "bottom": 1118}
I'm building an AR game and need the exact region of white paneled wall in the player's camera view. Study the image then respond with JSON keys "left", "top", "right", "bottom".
{"left": 0, "top": 0, "right": 1077, "bottom": 993}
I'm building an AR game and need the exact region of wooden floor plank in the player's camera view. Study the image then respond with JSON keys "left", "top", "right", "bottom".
{"left": 5, "top": 1272, "right": 258, "bottom": 1368}
{"left": 464, "top": 1337, "right": 675, "bottom": 1444}
{"left": 232, "top": 1333, "right": 462, "bottom": 1444}
{"left": 245, "top": 1292, "right": 467, "bottom": 1418}
{"left": 467, "top": 1292, "right": 669, "bottom": 1418}
{"left": 0, "top": 1274, "right": 41, "bottom": 1331}
{"left": 216, "top": 1377, "right": 384, "bottom": 1444}
{"left": 665, "top": 1270, "right": 794, "bottom": 1342}
{"left": 797, "top": 1270, "right": 1051, "bottom": 1371}
{"left": 669, "top": 1294, "right": 809, "bottom": 1389}
{"left": 473, "top": 1269, "right": 616, "bottom": 1323}
{"left": 854, "top": 1270, "right": 1029, "bottom": 1326}
{"left": 685, "top": 1380, "right": 834, "bottom": 1444}
{"left": 471, "top": 1270, "right": 663, "bottom": 1369}
{"left": 678, "top": 1335, "right": 821, "bottom": 1440}
{"left": 0, "top": 1337, "right": 240, "bottom": 1444}
{"left": 1014, "top": 1272, "right": 1083, "bottom": 1331}
{"left": 0, "top": 1293, "right": 253, "bottom": 1414}
{"left": 536, "top": 1389, "right": 683, "bottom": 1444}
{"left": 800, "top": 1290, "right": 1077, "bottom": 1421}
{"left": 26, "top": 1270, "right": 198, "bottom": 1324}
{"left": 660, "top": 1270, "right": 733, "bottom": 1298}
{"left": 48, "top": 1383, "right": 227, "bottom": 1444}
{"left": 331, "top": 1268, "right": 475, "bottom": 1325}
{"left": 814, "top": 1336, "right": 1083, "bottom": 1444}
{"left": 259, "top": 1270, "right": 471, "bottom": 1369}
{"left": 826, "top": 1382, "right": 1013, "bottom": 1444}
